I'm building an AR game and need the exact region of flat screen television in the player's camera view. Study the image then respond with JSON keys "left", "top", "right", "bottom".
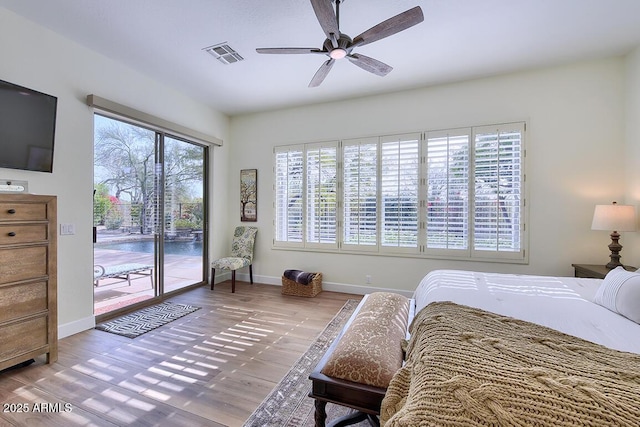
{"left": 0, "top": 79, "right": 57, "bottom": 173}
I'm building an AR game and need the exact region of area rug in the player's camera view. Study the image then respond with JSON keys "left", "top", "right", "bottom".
{"left": 243, "top": 299, "right": 370, "bottom": 427}
{"left": 95, "top": 301, "right": 200, "bottom": 338}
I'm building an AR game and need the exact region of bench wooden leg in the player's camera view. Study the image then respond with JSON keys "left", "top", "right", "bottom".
{"left": 314, "top": 400, "right": 327, "bottom": 427}
{"left": 211, "top": 268, "right": 215, "bottom": 290}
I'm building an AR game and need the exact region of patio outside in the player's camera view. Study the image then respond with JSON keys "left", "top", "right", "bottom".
{"left": 94, "top": 228, "right": 205, "bottom": 315}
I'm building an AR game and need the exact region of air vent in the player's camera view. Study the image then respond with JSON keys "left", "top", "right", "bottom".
{"left": 203, "top": 43, "right": 244, "bottom": 65}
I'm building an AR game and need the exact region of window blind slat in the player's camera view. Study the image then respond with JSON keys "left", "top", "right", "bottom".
{"left": 381, "top": 137, "right": 419, "bottom": 249}
{"left": 343, "top": 140, "right": 377, "bottom": 246}
{"left": 306, "top": 145, "right": 337, "bottom": 245}
{"left": 425, "top": 132, "right": 470, "bottom": 250}
{"left": 473, "top": 125, "right": 523, "bottom": 253}
{"left": 274, "top": 148, "right": 304, "bottom": 243}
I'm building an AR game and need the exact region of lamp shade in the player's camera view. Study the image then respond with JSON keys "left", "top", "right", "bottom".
{"left": 591, "top": 203, "right": 637, "bottom": 231}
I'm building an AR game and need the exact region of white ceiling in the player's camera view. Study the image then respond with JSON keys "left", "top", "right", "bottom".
{"left": 2, "top": 0, "right": 640, "bottom": 116}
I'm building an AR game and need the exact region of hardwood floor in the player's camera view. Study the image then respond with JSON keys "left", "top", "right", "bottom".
{"left": 0, "top": 281, "right": 361, "bottom": 427}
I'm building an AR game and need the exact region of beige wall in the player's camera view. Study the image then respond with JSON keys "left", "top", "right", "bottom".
{"left": 0, "top": 8, "right": 230, "bottom": 337}
{"left": 229, "top": 58, "right": 628, "bottom": 294}
{"left": 624, "top": 45, "right": 640, "bottom": 263}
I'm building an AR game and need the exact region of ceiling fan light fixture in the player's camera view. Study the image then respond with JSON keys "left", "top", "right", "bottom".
{"left": 329, "top": 48, "right": 347, "bottom": 59}
{"left": 256, "top": 1, "right": 424, "bottom": 86}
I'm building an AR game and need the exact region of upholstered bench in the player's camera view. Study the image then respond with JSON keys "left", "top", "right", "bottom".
{"left": 309, "top": 292, "right": 412, "bottom": 427}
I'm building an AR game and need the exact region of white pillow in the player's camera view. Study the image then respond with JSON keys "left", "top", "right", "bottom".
{"left": 594, "top": 266, "right": 640, "bottom": 324}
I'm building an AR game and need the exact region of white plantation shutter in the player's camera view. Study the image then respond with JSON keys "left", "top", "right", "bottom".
{"left": 343, "top": 138, "right": 378, "bottom": 249}
{"left": 274, "top": 146, "right": 304, "bottom": 246}
{"left": 306, "top": 142, "right": 338, "bottom": 248}
{"left": 380, "top": 134, "right": 420, "bottom": 252}
{"left": 272, "top": 122, "right": 526, "bottom": 263}
{"left": 424, "top": 129, "right": 470, "bottom": 254}
{"left": 472, "top": 123, "right": 524, "bottom": 259}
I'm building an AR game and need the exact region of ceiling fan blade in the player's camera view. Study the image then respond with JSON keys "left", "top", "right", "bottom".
{"left": 310, "top": 0, "right": 339, "bottom": 45}
{"left": 256, "top": 47, "right": 325, "bottom": 55}
{"left": 351, "top": 6, "right": 424, "bottom": 48}
{"left": 309, "top": 58, "right": 335, "bottom": 87}
{"left": 347, "top": 54, "right": 393, "bottom": 76}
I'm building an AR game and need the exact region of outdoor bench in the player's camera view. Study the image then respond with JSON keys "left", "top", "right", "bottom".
{"left": 93, "top": 263, "right": 154, "bottom": 287}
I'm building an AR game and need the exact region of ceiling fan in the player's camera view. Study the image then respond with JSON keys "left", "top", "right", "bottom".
{"left": 256, "top": 0, "right": 424, "bottom": 87}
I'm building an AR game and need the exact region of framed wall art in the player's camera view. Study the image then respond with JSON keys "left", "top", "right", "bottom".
{"left": 240, "top": 169, "right": 257, "bottom": 221}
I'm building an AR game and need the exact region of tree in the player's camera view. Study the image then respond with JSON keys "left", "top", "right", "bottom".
{"left": 240, "top": 170, "right": 257, "bottom": 221}
{"left": 94, "top": 117, "right": 204, "bottom": 234}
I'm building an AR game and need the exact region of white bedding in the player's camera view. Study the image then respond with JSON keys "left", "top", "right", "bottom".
{"left": 413, "top": 269, "right": 640, "bottom": 354}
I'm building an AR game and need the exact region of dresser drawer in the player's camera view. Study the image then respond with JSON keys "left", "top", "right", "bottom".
{"left": 0, "top": 315, "right": 48, "bottom": 361}
{"left": 0, "top": 246, "right": 48, "bottom": 285}
{"left": 0, "top": 202, "right": 48, "bottom": 221}
{"left": 0, "top": 224, "right": 48, "bottom": 245}
{"left": 0, "top": 281, "right": 48, "bottom": 323}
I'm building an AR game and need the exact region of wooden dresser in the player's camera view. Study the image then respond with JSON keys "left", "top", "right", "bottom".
{"left": 0, "top": 193, "right": 57, "bottom": 370}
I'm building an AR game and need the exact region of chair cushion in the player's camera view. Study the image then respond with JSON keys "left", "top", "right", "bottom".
{"left": 211, "top": 257, "right": 250, "bottom": 270}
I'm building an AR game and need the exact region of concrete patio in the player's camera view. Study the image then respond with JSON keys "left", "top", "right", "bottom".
{"left": 94, "top": 235, "right": 205, "bottom": 315}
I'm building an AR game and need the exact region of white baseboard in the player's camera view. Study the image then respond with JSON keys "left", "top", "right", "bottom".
{"left": 63, "top": 274, "right": 412, "bottom": 338}
{"left": 234, "top": 273, "right": 414, "bottom": 298}
{"left": 59, "top": 315, "right": 96, "bottom": 339}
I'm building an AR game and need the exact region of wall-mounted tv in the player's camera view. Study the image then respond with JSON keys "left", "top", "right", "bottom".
{"left": 0, "top": 79, "right": 57, "bottom": 173}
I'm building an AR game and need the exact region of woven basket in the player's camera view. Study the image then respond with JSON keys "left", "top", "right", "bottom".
{"left": 281, "top": 273, "right": 322, "bottom": 297}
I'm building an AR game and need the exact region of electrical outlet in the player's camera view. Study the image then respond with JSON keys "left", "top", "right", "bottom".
{"left": 365, "top": 275, "right": 372, "bottom": 284}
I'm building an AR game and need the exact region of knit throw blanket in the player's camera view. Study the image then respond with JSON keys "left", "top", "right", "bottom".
{"left": 283, "top": 269, "right": 317, "bottom": 285}
{"left": 381, "top": 301, "right": 640, "bottom": 426}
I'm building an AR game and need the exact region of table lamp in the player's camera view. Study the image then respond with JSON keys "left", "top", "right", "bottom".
{"left": 591, "top": 201, "right": 637, "bottom": 269}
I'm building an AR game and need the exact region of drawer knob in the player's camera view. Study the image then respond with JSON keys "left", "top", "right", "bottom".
{"left": 7, "top": 232, "right": 16, "bottom": 237}
{"left": 7, "top": 209, "right": 16, "bottom": 214}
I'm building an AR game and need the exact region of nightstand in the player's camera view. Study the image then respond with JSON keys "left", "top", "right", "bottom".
{"left": 572, "top": 263, "right": 637, "bottom": 279}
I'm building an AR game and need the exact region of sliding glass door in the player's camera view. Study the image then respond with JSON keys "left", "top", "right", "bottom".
{"left": 162, "top": 136, "right": 206, "bottom": 294}
{"left": 93, "top": 115, "right": 207, "bottom": 315}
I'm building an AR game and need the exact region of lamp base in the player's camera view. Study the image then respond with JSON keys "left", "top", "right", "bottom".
{"left": 605, "top": 230, "right": 623, "bottom": 270}
{"left": 606, "top": 261, "right": 624, "bottom": 270}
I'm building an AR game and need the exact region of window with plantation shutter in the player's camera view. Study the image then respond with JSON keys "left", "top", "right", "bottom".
{"left": 274, "top": 146, "right": 304, "bottom": 246}
{"left": 306, "top": 143, "right": 338, "bottom": 248}
{"left": 380, "top": 134, "right": 420, "bottom": 252}
{"left": 273, "top": 121, "right": 526, "bottom": 263}
{"left": 472, "top": 123, "right": 523, "bottom": 258}
{"left": 343, "top": 138, "right": 378, "bottom": 250}
{"left": 425, "top": 129, "right": 470, "bottom": 254}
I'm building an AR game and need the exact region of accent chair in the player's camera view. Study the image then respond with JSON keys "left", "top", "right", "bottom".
{"left": 211, "top": 226, "right": 257, "bottom": 293}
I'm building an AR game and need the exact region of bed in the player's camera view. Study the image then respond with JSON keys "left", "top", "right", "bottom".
{"left": 380, "top": 268, "right": 640, "bottom": 426}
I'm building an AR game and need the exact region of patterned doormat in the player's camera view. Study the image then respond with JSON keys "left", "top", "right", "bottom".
{"left": 95, "top": 301, "right": 200, "bottom": 338}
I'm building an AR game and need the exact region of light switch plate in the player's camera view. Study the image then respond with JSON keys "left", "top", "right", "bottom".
{"left": 60, "top": 223, "right": 76, "bottom": 235}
